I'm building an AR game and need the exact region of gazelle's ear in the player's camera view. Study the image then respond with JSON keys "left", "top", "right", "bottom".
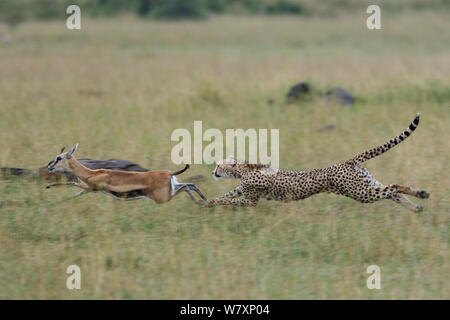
{"left": 60, "top": 146, "right": 66, "bottom": 153}
{"left": 66, "top": 143, "right": 79, "bottom": 159}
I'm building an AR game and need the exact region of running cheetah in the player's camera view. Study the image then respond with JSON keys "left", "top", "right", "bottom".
{"left": 202, "top": 114, "right": 429, "bottom": 212}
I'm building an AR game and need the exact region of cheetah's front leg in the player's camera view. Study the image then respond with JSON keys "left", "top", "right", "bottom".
{"left": 204, "top": 197, "right": 259, "bottom": 207}
{"left": 219, "top": 186, "right": 243, "bottom": 199}
{"left": 198, "top": 187, "right": 242, "bottom": 206}
{"left": 202, "top": 186, "right": 259, "bottom": 207}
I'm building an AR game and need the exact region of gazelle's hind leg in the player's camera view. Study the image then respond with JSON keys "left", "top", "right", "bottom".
{"left": 184, "top": 189, "right": 197, "bottom": 201}
{"left": 184, "top": 183, "right": 207, "bottom": 200}
{"left": 171, "top": 176, "right": 207, "bottom": 202}
{"left": 175, "top": 183, "right": 207, "bottom": 201}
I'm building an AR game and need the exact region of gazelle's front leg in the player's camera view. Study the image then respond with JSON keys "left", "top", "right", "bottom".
{"left": 46, "top": 181, "right": 76, "bottom": 188}
{"left": 59, "top": 189, "right": 90, "bottom": 202}
{"left": 46, "top": 181, "right": 91, "bottom": 191}
{"left": 71, "top": 190, "right": 89, "bottom": 199}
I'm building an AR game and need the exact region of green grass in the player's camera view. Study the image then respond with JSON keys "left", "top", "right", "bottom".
{"left": 0, "top": 12, "right": 449, "bottom": 299}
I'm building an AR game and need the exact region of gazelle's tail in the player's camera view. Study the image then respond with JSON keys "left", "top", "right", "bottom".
{"left": 171, "top": 164, "right": 189, "bottom": 176}
{"left": 349, "top": 113, "right": 420, "bottom": 164}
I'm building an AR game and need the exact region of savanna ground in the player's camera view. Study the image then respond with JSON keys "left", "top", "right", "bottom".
{"left": 0, "top": 11, "right": 449, "bottom": 299}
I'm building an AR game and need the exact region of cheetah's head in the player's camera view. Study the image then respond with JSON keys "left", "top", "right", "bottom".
{"left": 212, "top": 156, "right": 242, "bottom": 179}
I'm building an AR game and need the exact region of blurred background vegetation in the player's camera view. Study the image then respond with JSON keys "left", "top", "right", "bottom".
{"left": 1, "top": 0, "right": 449, "bottom": 27}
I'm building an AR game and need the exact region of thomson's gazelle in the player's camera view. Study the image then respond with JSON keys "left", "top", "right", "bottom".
{"left": 46, "top": 144, "right": 206, "bottom": 203}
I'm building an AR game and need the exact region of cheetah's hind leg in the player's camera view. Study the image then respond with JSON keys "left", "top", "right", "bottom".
{"left": 362, "top": 184, "right": 426, "bottom": 212}
{"left": 392, "top": 184, "right": 430, "bottom": 199}
{"left": 392, "top": 194, "right": 423, "bottom": 212}
{"left": 380, "top": 184, "right": 428, "bottom": 212}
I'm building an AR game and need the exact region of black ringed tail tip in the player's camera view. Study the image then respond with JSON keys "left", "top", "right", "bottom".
{"left": 351, "top": 113, "right": 421, "bottom": 164}
{"left": 409, "top": 113, "right": 420, "bottom": 130}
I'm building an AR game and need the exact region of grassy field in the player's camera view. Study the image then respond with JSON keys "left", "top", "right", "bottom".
{"left": 0, "top": 11, "right": 449, "bottom": 299}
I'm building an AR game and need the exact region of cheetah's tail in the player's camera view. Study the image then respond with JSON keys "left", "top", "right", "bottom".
{"left": 349, "top": 113, "right": 420, "bottom": 164}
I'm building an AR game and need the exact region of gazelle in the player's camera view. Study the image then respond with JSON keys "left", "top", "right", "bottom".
{"left": 46, "top": 144, "right": 206, "bottom": 203}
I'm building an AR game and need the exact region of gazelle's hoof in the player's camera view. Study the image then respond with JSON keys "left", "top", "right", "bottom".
{"left": 46, "top": 184, "right": 51, "bottom": 189}
{"left": 417, "top": 190, "right": 430, "bottom": 199}
{"left": 415, "top": 205, "right": 424, "bottom": 213}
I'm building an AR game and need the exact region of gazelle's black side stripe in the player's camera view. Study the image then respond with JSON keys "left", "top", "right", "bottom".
{"left": 350, "top": 113, "right": 420, "bottom": 164}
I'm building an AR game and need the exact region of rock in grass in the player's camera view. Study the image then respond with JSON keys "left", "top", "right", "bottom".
{"left": 319, "top": 124, "right": 336, "bottom": 132}
{"left": 286, "top": 82, "right": 310, "bottom": 103}
{"left": 326, "top": 87, "right": 355, "bottom": 106}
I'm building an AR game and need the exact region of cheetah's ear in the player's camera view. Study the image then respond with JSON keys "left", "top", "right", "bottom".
{"left": 228, "top": 155, "right": 236, "bottom": 163}
{"left": 228, "top": 155, "right": 237, "bottom": 166}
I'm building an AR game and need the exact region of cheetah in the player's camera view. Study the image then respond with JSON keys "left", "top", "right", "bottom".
{"left": 202, "top": 113, "right": 429, "bottom": 212}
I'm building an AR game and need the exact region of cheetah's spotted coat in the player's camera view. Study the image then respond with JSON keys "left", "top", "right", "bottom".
{"left": 204, "top": 114, "right": 429, "bottom": 212}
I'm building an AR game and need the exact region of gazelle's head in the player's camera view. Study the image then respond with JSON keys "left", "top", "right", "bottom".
{"left": 47, "top": 144, "right": 78, "bottom": 172}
